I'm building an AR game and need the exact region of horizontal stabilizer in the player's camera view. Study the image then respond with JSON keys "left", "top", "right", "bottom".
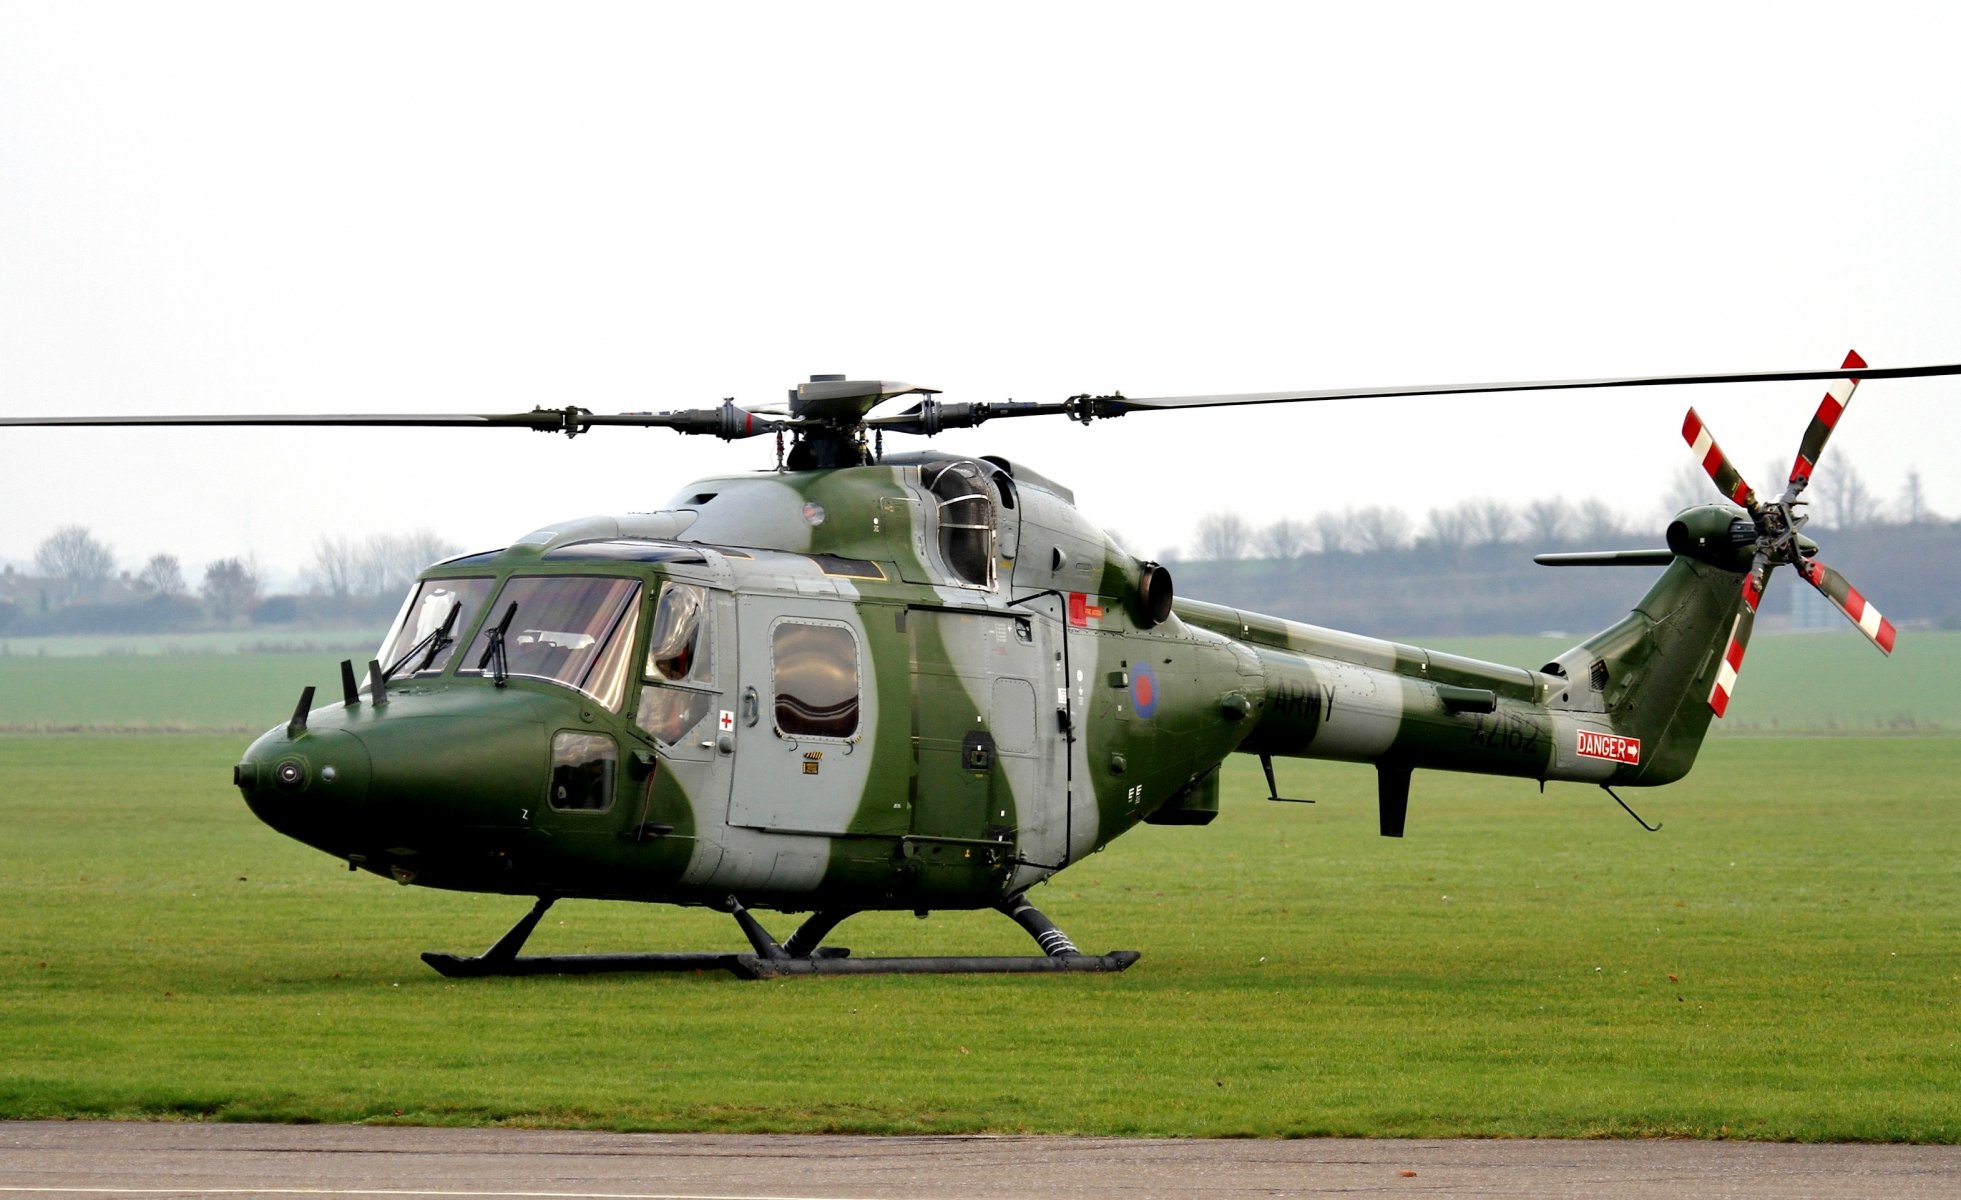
{"left": 1534, "top": 550, "right": 1674, "bottom": 567}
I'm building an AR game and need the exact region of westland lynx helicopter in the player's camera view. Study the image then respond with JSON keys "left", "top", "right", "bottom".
{"left": 10, "top": 353, "right": 1956, "bottom": 978}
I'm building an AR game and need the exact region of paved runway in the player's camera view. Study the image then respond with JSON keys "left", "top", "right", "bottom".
{"left": 2, "top": 1122, "right": 1957, "bottom": 1199}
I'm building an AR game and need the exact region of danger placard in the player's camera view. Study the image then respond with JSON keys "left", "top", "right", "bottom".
{"left": 1576, "top": 730, "right": 1640, "bottom": 765}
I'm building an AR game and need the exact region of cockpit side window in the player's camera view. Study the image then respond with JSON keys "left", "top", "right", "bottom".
{"left": 635, "top": 582, "right": 718, "bottom": 745}
{"left": 646, "top": 582, "right": 711, "bottom": 683}
{"left": 925, "top": 460, "right": 996, "bottom": 588}
{"left": 375, "top": 578, "right": 495, "bottom": 678}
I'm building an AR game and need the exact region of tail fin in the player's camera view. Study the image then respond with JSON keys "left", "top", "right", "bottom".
{"left": 1542, "top": 352, "right": 1897, "bottom": 784}
{"left": 1542, "top": 508, "right": 1749, "bottom": 785}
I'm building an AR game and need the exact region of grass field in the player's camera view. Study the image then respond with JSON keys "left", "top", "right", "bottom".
{"left": 2, "top": 732, "right": 1956, "bottom": 1140}
{"left": 0, "top": 628, "right": 381, "bottom": 659}
{"left": 0, "top": 652, "right": 368, "bottom": 732}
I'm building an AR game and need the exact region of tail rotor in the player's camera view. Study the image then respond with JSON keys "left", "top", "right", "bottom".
{"left": 1682, "top": 350, "right": 1895, "bottom": 716}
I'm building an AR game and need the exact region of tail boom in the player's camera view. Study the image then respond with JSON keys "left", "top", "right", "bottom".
{"left": 1176, "top": 524, "right": 1751, "bottom": 794}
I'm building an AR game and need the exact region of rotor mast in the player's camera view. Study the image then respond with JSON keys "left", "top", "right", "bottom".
{"left": 781, "top": 376, "right": 940, "bottom": 468}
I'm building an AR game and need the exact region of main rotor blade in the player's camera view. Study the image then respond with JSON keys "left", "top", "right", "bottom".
{"left": 1784, "top": 350, "right": 1865, "bottom": 500}
{"left": 1091, "top": 361, "right": 1961, "bottom": 415}
{"left": 863, "top": 399, "right": 1071, "bottom": 435}
{"left": 0, "top": 412, "right": 567, "bottom": 429}
{"left": 9, "top": 358, "right": 1955, "bottom": 439}
{"left": 1798, "top": 559, "right": 1898, "bottom": 654}
{"left": 0, "top": 405, "right": 780, "bottom": 440}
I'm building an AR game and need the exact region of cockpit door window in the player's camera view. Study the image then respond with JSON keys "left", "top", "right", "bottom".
{"left": 635, "top": 581, "right": 720, "bottom": 745}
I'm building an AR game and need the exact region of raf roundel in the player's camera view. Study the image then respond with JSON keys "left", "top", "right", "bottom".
{"left": 1131, "top": 661, "right": 1159, "bottom": 719}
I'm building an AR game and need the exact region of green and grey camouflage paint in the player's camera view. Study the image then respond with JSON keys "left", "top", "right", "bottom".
{"left": 237, "top": 459, "right": 1752, "bottom": 917}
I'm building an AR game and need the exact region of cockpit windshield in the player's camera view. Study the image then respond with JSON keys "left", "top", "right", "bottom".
{"left": 376, "top": 578, "right": 495, "bottom": 678}
{"left": 460, "top": 575, "right": 641, "bottom": 710}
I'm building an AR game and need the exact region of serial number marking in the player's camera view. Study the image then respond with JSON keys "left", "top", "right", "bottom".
{"left": 1470, "top": 711, "right": 1543, "bottom": 754}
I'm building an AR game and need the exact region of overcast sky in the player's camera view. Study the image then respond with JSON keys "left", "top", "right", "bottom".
{"left": 3, "top": 2, "right": 1957, "bottom": 587}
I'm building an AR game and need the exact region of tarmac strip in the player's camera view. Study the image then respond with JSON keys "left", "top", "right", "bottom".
{"left": 3, "top": 1121, "right": 1958, "bottom": 1200}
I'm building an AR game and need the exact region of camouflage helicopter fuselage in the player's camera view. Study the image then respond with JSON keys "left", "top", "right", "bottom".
{"left": 238, "top": 450, "right": 1750, "bottom": 919}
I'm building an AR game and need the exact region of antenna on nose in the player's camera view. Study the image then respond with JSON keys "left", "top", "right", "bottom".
{"left": 287, "top": 686, "right": 316, "bottom": 738}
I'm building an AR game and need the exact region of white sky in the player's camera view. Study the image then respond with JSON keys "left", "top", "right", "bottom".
{"left": 4, "top": 2, "right": 1958, "bottom": 586}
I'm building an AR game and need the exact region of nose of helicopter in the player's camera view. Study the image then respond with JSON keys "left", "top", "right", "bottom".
{"left": 235, "top": 724, "right": 373, "bottom": 845}
{"left": 235, "top": 686, "right": 565, "bottom": 876}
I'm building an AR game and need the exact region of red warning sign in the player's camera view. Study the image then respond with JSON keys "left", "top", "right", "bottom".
{"left": 1576, "top": 730, "right": 1641, "bottom": 765}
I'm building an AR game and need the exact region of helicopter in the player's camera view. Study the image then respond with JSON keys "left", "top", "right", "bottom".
{"left": 8, "top": 353, "right": 1956, "bottom": 978}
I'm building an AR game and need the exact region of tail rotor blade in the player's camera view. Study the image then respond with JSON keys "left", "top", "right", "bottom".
{"left": 1707, "top": 560, "right": 1769, "bottom": 717}
{"left": 1798, "top": 559, "right": 1898, "bottom": 654}
{"left": 1682, "top": 408, "right": 1763, "bottom": 517}
{"left": 1786, "top": 350, "right": 1865, "bottom": 498}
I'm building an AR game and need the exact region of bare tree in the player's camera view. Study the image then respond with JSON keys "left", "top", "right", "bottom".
{"left": 356, "top": 530, "right": 461, "bottom": 596}
{"left": 1662, "top": 462, "right": 1712, "bottom": 516}
{"left": 1351, "top": 505, "right": 1412, "bottom": 553}
{"left": 1897, "top": 469, "right": 1933, "bottom": 525}
{"left": 201, "top": 558, "right": 262, "bottom": 624}
{"left": 1465, "top": 499, "right": 1518, "bottom": 546}
{"left": 1521, "top": 497, "right": 1565, "bottom": 547}
{"left": 1256, "top": 517, "right": 1310, "bottom": 561}
{"left": 135, "top": 554, "right": 186, "bottom": 597}
{"left": 1310, "top": 510, "right": 1350, "bottom": 555}
{"left": 34, "top": 525, "right": 115, "bottom": 605}
{"left": 1420, "top": 506, "right": 1469, "bottom": 554}
{"left": 305, "top": 535, "right": 360, "bottom": 600}
{"left": 1574, "top": 498, "right": 1628, "bottom": 545}
{"left": 1815, "top": 457, "right": 1881, "bottom": 531}
{"left": 1194, "top": 512, "right": 1251, "bottom": 562}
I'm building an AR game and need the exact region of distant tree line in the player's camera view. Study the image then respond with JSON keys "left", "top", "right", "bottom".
{"left": 1187, "top": 495, "right": 1634, "bottom": 564}
{"left": 0, "top": 527, "right": 456, "bottom": 637}
{"left": 1164, "top": 460, "right": 1960, "bottom": 638}
{"left": 1175, "top": 458, "right": 1944, "bottom": 564}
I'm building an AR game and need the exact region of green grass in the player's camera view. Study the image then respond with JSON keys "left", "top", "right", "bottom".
{"left": 0, "top": 628, "right": 382, "bottom": 659}
{"left": 2, "top": 734, "right": 1956, "bottom": 1140}
{"left": 0, "top": 652, "right": 360, "bottom": 731}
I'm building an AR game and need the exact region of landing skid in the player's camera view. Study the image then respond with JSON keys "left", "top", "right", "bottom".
{"left": 420, "top": 895, "right": 1140, "bottom": 979}
{"left": 423, "top": 949, "right": 1141, "bottom": 979}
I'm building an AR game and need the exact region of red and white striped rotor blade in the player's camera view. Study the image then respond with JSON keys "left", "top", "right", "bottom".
{"left": 1707, "top": 562, "right": 1769, "bottom": 717}
{"left": 1787, "top": 350, "right": 1865, "bottom": 495}
{"left": 1682, "top": 408, "right": 1763, "bottom": 516}
{"left": 1798, "top": 559, "right": 1898, "bottom": 654}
